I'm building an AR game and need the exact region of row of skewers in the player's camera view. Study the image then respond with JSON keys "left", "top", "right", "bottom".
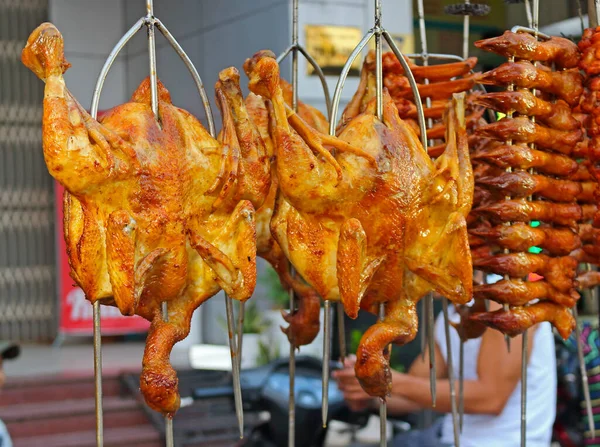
{"left": 19, "top": 2, "right": 600, "bottom": 444}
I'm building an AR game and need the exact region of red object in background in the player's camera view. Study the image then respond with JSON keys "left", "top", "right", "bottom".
{"left": 55, "top": 182, "right": 149, "bottom": 335}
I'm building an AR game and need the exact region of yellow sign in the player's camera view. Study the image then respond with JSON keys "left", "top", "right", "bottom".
{"left": 305, "top": 25, "right": 363, "bottom": 76}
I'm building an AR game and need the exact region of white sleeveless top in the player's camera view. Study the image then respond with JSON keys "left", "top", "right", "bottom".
{"left": 435, "top": 305, "right": 556, "bottom": 447}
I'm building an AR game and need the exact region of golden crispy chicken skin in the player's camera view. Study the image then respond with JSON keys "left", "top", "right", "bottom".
{"left": 23, "top": 23, "right": 263, "bottom": 416}
{"left": 245, "top": 50, "right": 473, "bottom": 398}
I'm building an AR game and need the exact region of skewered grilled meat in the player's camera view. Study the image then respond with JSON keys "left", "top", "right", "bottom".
{"left": 471, "top": 143, "right": 578, "bottom": 176}
{"left": 451, "top": 298, "right": 488, "bottom": 341}
{"left": 472, "top": 252, "right": 577, "bottom": 293}
{"left": 475, "top": 31, "right": 580, "bottom": 70}
{"left": 475, "top": 116, "right": 583, "bottom": 154}
{"left": 474, "top": 91, "right": 581, "bottom": 131}
{"left": 245, "top": 51, "right": 473, "bottom": 398}
{"left": 474, "top": 279, "right": 578, "bottom": 308}
{"left": 474, "top": 199, "right": 582, "bottom": 228}
{"left": 476, "top": 61, "right": 583, "bottom": 106}
{"left": 469, "top": 223, "right": 581, "bottom": 256}
{"left": 470, "top": 302, "right": 576, "bottom": 339}
{"left": 476, "top": 170, "right": 583, "bottom": 202}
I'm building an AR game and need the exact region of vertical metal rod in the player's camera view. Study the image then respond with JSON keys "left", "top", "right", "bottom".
{"left": 92, "top": 301, "right": 104, "bottom": 447}
{"left": 442, "top": 300, "right": 460, "bottom": 447}
{"left": 574, "top": 306, "right": 595, "bottom": 437}
{"left": 337, "top": 303, "right": 347, "bottom": 363}
{"left": 288, "top": 294, "right": 296, "bottom": 447}
{"left": 458, "top": 339, "right": 464, "bottom": 432}
{"left": 379, "top": 303, "right": 387, "bottom": 447}
{"left": 237, "top": 302, "right": 245, "bottom": 371}
{"left": 420, "top": 297, "right": 427, "bottom": 361}
{"left": 417, "top": 0, "right": 436, "bottom": 405}
{"left": 226, "top": 295, "right": 244, "bottom": 438}
{"left": 322, "top": 300, "right": 331, "bottom": 427}
{"left": 161, "top": 301, "right": 174, "bottom": 447}
{"left": 520, "top": 331, "right": 528, "bottom": 447}
{"left": 146, "top": 0, "right": 158, "bottom": 117}
{"left": 289, "top": 1, "right": 299, "bottom": 443}
{"left": 291, "top": 0, "right": 299, "bottom": 111}
{"left": 462, "top": 0, "right": 470, "bottom": 60}
{"left": 374, "top": 0, "right": 383, "bottom": 119}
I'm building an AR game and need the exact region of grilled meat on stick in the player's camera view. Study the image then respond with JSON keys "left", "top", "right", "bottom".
{"left": 473, "top": 279, "right": 579, "bottom": 308}
{"left": 470, "top": 302, "right": 575, "bottom": 340}
{"left": 469, "top": 223, "right": 581, "bottom": 256}
{"left": 474, "top": 31, "right": 580, "bottom": 70}
{"left": 471, "top": 143, "right": 579, "bottom": 176}
{"left": 245, "top": 51, "right": 473, "bottom": 398}
{"left": 22, "top": 23, "right": 266, "bottom": 416}
{"left": 476, "top": 61, "right": 583, "bottom": 107}
{"left": 474, "top": 91, "right": 581, "bottom": 131}
{"left": 475, "top": 116, "right": 583, "bottom": 155}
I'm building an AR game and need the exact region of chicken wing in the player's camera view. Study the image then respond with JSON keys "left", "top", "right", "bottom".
{"left": 472, "top": 252, "right": 577, "bottom": 293}
{"left": 470, "top": 302, "right": 576, "bottom": 339}
{"left": 474, "top": 91, "right": 581, "bottom": 131}
{"left": 476, "top": 61, "right": 583, "bottom": 106}
{"left": 476, "top": 170, "right": 583, "bottom": 202}
{"left": 470, "top": 143, "right": 578, "bottom": 176}
{"left": 475, "top": 116, "right": 583, "bottom": 154}
{"left": 474, "top": 198, "right": 582, "bottom": 227}
{"left": 473, "top": 279, "right": 578, "bottom": 308}
{"left": 475, "top": 31, "right": 580, "bottom": 69}
{"left": 469, "top": 223, "right": 581, "bottom": 256}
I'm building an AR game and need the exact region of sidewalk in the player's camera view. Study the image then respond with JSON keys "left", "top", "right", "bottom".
{"left": 4, "top": 341, "right": 191, "bottom": 379}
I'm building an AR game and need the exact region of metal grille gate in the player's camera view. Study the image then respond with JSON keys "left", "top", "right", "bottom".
{"left": 0, "top": 0, "right": 56, "bottom": 342}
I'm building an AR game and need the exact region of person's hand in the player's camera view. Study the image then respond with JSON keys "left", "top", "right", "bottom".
{"left": 332, "top": 354, "right": 376, "bottom": 412}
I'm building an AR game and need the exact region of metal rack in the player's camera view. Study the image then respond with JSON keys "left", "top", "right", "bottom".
{"left": 274, "top": 1, "right": 331, "bottom": 445}
{"left": 88, "top": 1, "right": 215, "bottom": 445}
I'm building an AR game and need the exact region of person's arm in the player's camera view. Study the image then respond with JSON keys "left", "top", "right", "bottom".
{"left": 391, "top": 302, "right": 535, "bottom": 415}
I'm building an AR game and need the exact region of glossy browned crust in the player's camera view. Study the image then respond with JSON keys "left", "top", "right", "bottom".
{"left": 475, "top": 30, "right": 580, "bottom": 69}
{"left": 470, "top": 302, "right": 576, "bottom": 340}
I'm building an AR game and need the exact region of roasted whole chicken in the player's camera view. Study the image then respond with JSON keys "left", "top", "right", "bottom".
{"left": 245, "top": 50, "right": 473, "bottom": 398}
{"left": 22, "top": 23, "right": 265, "bottom": 416}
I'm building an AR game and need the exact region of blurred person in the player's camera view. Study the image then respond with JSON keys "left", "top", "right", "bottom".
{"left": 0, "top": 342, "right": 20, "bottom": 447}
{"left": 333, "top": 300, "right": 556, "bottom": 447}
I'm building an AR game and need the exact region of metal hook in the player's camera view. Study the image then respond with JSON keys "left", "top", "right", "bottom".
{"left": 322, "top": 300, "right": 331, "bottom": 427}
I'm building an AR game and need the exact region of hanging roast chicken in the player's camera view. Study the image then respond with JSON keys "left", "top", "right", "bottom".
{"left": 244, "top": 50, "right": 473, "bottom": 398}
{"left": 22, "top": 23, "right": 269, "bottom": 416}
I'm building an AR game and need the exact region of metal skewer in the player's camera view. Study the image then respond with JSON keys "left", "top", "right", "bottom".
{"left": 322, "top": 300, "right": 331, "bottom": 428}
{"left": 442, "top": 300, "right": 460, "bottom": 447}
{"left": 379, "top": 302, "right": 387, "bottom": 447}
{"left": 92, "top": 302, "right": 103, "bottom": 446}
{"left": 237, "top": 301, "right": 245, "bottom": 371}
{"left": 416, "top": 0, "right": 437, "bottom": 407}
{"left": 89, "top": 0, "right": 216, "bottom": 443}
{"left": 275, "top": 0, "right": 331, "bottom": 439}
{"left": 225, "top": 294, "right": 244, "bottom": 438}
